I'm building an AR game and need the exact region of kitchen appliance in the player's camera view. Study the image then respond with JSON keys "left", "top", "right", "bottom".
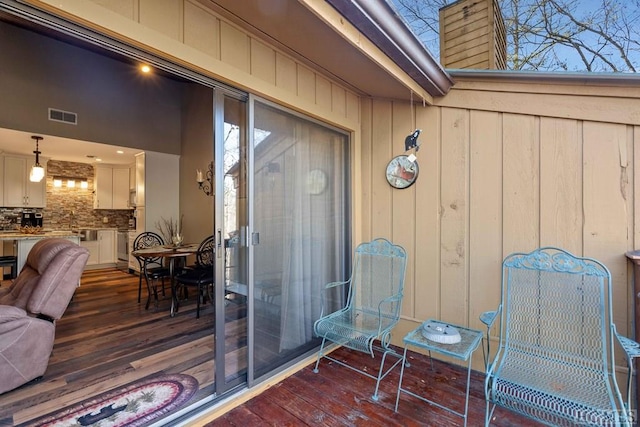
{"left": 116, "top": 230, "right": 129, "bottom": 271}
{"left": 21, "top": 211, "right": 43, "bottom": 228}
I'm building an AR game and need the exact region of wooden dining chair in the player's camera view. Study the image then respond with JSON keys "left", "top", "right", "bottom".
{"left": 132, "top": 232, "right": 169, "bottom": 306}
{"left": 174, "top": 235, "right": 215, "bottom": 318}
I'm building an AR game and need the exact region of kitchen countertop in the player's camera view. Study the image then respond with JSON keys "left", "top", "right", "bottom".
{"left": 0, "top": 227, "right": 133, "bottom": 241}
{"left": 0, "top": 230, "right": 81, "bottom": 240}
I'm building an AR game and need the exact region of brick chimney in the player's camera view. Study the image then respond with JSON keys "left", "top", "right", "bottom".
{"left": 439, "top": 0, "right": 506, "bottom": 69}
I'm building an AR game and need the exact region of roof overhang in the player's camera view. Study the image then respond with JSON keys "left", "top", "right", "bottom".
{"left": 204, "top": 0, "right": 453, "bottom": 102}
{"left": 323, "top": 0, "right": 453, "bottom": 97}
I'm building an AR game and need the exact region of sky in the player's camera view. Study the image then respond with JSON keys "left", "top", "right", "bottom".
{"left": 389, "top": 0, "right": 639, "bottom": 72}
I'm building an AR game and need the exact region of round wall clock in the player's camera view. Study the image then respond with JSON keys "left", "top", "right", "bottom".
{"left": 386, "top": 155, "right": 419, "bottom": 189}
{"left": 307, "top": 169, "right": 327, "bottom": 195}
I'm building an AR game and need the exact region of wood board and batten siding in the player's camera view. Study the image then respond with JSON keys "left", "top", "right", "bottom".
{"left": 363, "top": 79, "right": 638, "bottom": 371}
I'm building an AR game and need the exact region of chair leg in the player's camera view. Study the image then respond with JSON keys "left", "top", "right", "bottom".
{"left": 138, "top": 273, "right": 143, "bottom": 303}
{"left": 196, "top": 284, "right": 201, "bottom": 319}
{"left": 144, "top": 275, "right": 152, "bottom": 310}
{"left": 482, "top": 327, "right": 491, "bottom": 369}
{"left": 313, "top": 338, "right": 328, "bottom": 373}
{"left": 372, "top": 351, "right": 391, "bottom": 401}
{"left": 144, "top": 276, "right": 159, "bottom": 310}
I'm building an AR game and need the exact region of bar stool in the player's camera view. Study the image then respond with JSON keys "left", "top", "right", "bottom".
{"left": 0, "top": 255, "right": 18, "bottom": 281}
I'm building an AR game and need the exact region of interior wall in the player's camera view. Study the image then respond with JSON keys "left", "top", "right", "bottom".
{"left": 360, "top": 78, "right": 640, "bottom": 371}
{"left": 180, "top": 83, "right": 214, "bottom": 244}
{"left": 0, "top": 20, "right": 183, "bottom": 154}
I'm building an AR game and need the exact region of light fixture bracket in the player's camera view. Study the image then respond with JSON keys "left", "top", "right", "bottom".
{"left": 196, "top": 161, "right": 214, "bottom": 196}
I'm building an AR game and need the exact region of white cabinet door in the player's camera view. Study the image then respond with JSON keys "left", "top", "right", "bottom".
{"left": 112, "top": 168, "right": 130, "bottom": 209}
{"left": 135, "top": 153, "right": 145, "bottom": 207}
{"left": 26, "top": 175, "right": 46, "bottom": 207}
{"left": 3, "top": 156, "right": 26, "bottom": 207}
{"left": 3, "top": 156, "right": 46, "bottom": 208}
{"left": 94, "top": 166, "right": 113, "bottom": 209}
{"left": 80, "top": 240, "right": 100, "bottom": 265}
{"left": 98, "top": 230, "right": 116, "bottom": 263}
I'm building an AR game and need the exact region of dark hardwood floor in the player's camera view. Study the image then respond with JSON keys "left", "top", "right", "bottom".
{"left": 206, "top": 346, "right": 544, "bottom": 427}
{"left": 0, "top": 268, "right": 224, "bottom": 426}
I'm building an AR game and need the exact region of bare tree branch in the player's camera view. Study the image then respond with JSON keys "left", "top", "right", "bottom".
{"left": 389, "top": 0, "right": 639, "bottom": 72}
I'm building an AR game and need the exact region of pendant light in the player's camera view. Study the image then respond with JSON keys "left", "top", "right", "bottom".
{"left": 29, "top": 135, "right": 45, "bottom": 183}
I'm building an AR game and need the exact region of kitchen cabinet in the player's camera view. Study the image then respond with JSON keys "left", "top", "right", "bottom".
{"left": 135, "top": 153, "right": 145, "bottom": 207}
{"left": 134, "top": 152, "right": 179, "bottom": 235}
{"left": 113, "top": 168, "right": 130, "bottom": 209}
{"left": 98, "top": 229, "right": 116, "bottom": 263}
{"left": 81, "top": 229, "right": 116, "bottom": 266}
{"left": 93, "top": 166, "right": 112, "bottom": 209}
{"left": 129, "top": 163, "right": 135, "bottom": 191}
{"left": 81, "top": 240, "right": 100, "bottom": 265}
{"left": 94, "top": 166, "right": 132, "bottom": 210}
{"left": 3, "top": 155, "right": 46, "bottom": 207}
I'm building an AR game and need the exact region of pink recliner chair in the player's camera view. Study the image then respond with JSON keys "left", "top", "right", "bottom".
{"left": 0, "top": 238, "right": 89, "bottom": 394}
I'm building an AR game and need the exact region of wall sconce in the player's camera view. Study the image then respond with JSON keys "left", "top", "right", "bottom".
{"left": 196, "top": 161, "right": 214, "bottom": 196}
{"left": 29, "top": 135, "right": 45, "bottom": 183}
{"left": 53, "top": 176, "right": 88, "bottom": 189}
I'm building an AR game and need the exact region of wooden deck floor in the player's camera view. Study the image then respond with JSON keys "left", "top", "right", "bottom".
{"left": 206, "top": 347, "right": 544, "bottom": 426}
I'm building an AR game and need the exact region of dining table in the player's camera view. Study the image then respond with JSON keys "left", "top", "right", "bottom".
{"left": 131, "top": 243, "right": 199, "bottom": 317}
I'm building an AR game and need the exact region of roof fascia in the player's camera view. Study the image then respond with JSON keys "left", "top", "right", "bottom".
{"left": 321, "top": 0, "right": 454, "bottom": 98}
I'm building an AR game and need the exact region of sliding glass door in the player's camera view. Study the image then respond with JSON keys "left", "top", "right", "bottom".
{"left": 215, "top": 91, "right": 248, "bottom": 394}
{"left": 250, "top": 98, "right": 350, "bottom": 380}
{"left": 214, "top": 93, "right": 350, "bottom": 393}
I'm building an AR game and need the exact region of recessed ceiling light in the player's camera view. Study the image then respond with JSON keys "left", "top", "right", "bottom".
{"left": 141, "top": 64, "right": 151, "bottom": 73}
{"left": 96, "top": 158, "right": 103, "bottom": 162}
{"left": 116, "top": 150, "right": 124, "bottom": 154}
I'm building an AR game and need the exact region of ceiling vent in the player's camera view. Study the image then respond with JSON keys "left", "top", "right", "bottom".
{"left": 48, "top": 108, "right": 78, "bottom": 125}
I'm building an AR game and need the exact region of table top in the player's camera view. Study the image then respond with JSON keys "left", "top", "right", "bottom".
{"left": 132, "top": 243, "right": 199, "bottom": 258}
{"left": 403, "top": 319, "right": 483, "bottom": 361}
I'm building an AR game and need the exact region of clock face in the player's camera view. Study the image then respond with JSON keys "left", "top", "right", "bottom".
{"left": 307, "top": 169, "right": 327, "bottom": 195}
{"left": 386, "top": 155, "right": 419, "bottom": 189}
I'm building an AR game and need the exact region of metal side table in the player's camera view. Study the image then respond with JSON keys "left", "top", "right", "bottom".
{"left": 395, "top": 319, "right": 483, "bottom": 427}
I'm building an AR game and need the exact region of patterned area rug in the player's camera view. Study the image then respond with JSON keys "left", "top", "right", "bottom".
{"left": 25, "top": 374, "right": 198, "bottom": 427}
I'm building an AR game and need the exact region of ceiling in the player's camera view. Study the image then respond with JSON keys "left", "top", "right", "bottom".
{"left": 0, "top": 128, "right": 140, "bottom": 166}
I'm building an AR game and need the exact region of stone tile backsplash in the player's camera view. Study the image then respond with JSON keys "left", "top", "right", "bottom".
{"left": 0, "top": 160, "right": 133, "bottom": 230}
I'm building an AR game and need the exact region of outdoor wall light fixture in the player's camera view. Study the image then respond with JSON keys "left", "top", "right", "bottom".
{"left": 29, "top": 135, "right": 45, "bottom": 183}
{"left": 196, "top": 161, "right": 214, "bottom": 196}
{"left": 53, "top": 176, "right": 89, "bottom": 189}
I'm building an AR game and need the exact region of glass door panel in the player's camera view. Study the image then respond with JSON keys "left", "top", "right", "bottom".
{"left": 215, "top": 92, "right": 248, "bottom": 393}
{"left": 251, "top": 99, "right": 350, "bottom": 379}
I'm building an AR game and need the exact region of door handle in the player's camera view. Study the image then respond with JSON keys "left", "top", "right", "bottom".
{"left": 217, "top": 228, "right": 222, "bottom": 258}
{"left": 251, "top": 232, "right": 260, "bottom": 246}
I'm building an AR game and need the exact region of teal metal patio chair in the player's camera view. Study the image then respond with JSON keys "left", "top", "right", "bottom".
{"left": 313, "top": 238, "right": 407, "bottom": 401}
{"left": 483, "top": 247, "right": 639, "bottom": 426}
